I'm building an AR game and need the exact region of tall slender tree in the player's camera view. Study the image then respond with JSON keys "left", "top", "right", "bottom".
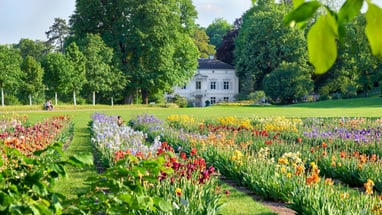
{"left": 19, "top": 56, "right": 45, "bottom": 105}
{"left": 78, "top": 33, "right": 126, "bottom": 105}
{"left": 0, "top": 45, "right": 22, "bottom": 106}
{"left": 63, "top": 42, "right": 86, "bottom": 106}
{"left": 46, "top": 18, "right": 70, "bottom": 53}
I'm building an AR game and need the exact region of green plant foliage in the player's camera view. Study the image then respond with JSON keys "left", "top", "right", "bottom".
{"left": 365, "top": 3, "right": 382, "bottom": 57}
{"left": 263, "top": 62, "right": 313, "bottom": 104}
{"left": 307, "top": 14, "right": 338, "bottom": 74}
{"left": 284, "top": 0, "right": 382, "bottom": 74}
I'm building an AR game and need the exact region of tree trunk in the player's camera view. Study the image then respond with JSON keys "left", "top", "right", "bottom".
{"left": 141, "top": 89, "right": 149, "bottom": 104}
{"left": 55, "top": 92, "right": 58, "bottom": 105}
{"left": 29, "top": 94, "right": 32, "bottom": 106}
{"left": 93, "top": 91, "right": 96, "bottom": 106}
{"left": 73, "top": 91, "right": 77, "bottom": 106}
{"left": 124, "top": 94, "right": 133, "bottom": 104}
{"left": 111, "top": 96, "right": 114, "bottom": 106}
{"left": 1, "top": 88, "right": 4, "bottom": 107}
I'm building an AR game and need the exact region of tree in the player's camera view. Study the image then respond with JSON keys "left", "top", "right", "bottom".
{"left": 0, "top": 45, "right": 23, "bottom": 106}
{"left": 19, "top": 56, "right": 45, "bottom": 105}
{"left": 206, "top": 18, "right": 233, "bottom": 50}
{"left": 46, "top": 18, "right": 70, "bottom": 53}
{"left": 263, "top": 62, "right": 313, "bottom": 104}
{"left": 70, "top": 0, "right": 199, "bottom": 104}
{"left": 192, "top": 27, "right": 215, "bottom": 58}
{"left": 235, "top": 1, "right": 308, "bottom": 95}
{"left": 15, "top": 39, "right": 47, "bottom": 62}
{"left": 78, "top": 33, "right": 126, "bottom": 105}
{"left": 42, "top": 52, "right": 72, "bottom": 104}
{"left": 216, "top": 18, "right": 242, "bottom": 65}
{"left": 63, "top": 42, "right": 86, "bottom": 105}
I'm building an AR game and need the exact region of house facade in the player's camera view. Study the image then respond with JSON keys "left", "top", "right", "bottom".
{"left": 166, "top": 58, "right": 239, "bottom": 107}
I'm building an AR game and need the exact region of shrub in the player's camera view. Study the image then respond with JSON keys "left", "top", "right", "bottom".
{"left": 263, "top": 62, "right": 313, "bottom": 104}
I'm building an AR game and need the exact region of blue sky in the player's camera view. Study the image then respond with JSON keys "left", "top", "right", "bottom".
{"left": 0, "top": 0, "right": 381, "bottom": 44}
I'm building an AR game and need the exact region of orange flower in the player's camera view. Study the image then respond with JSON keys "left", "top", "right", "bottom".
{"left": 321, "top": 142, "right": 327, "bottom": 149}
{"left": 364, "top": 179, "right": 374, "bottom": 195}
{"left": 340, "top": 151, "right": 346, "bottom": 158}
{"left": 359, "top": 154, "right": 367, "bottom": 163}
{"left": 306, "top": 173, "right": 320, "bottom": 185}
{"left": 325, "top": 178, "right": 334, "bottom": 186}
{"left": 310, "top": 147, "right": 315, "bottom": 153}
{"left": 295, "top": 165, "right": 304, "bottom": 176}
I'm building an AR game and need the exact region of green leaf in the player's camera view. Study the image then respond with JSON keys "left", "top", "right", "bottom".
{"left": 284, "top": 1, "right": 321, "bottom": 26}
{"left": 157, "top": 199, "right": 172, "bottom": 212}
{"left": 365, "top": 3, "right": 382, "bottom": 57}
{"left": 307, "top": 15, "right": 338, "bottom": 74}
{"left": 338, "top": 0, "right": 363, "bottom": 24}
{"left": 68, "top": 153, "right": 94, "bottom": 167}
{"left": 292, "top": 0, "right": 305, "bottom": 8}
{"left": 0, "top": 192, "right": 11, "bottom": 211}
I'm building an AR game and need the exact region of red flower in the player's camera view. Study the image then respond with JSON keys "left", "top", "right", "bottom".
{"left": 180, "top": 152, "right": 187, "bottom": 160}
{"left": 191, "top": 148, "right": 197, "bottom": 156}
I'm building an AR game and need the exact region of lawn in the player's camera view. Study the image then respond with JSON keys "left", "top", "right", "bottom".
{"left": 1, "top": 96, "right": 382, "bottom": 214}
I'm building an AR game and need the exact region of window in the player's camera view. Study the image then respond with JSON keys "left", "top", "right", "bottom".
{"left": 210, "top": 97, "right": 216, "bottom": 104}
{"left": 223, "top": 81, "right": 230, "bottom": 90}
{"left": 224, "top": 97, "right": 229, "bottom": 102}
{"left": 210, "top": 81, "right": 216, "bottom": 90}
{"left": 196, "top": 81, "right": 201, "bottom": 90}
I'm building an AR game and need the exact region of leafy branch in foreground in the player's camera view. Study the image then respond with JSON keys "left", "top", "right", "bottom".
{"left": 277, "top": 0, "right": 382, "bottom": 74}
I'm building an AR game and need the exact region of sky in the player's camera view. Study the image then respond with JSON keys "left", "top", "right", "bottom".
{"left": 0, "top": 0, "right": 381, "bottom": 45}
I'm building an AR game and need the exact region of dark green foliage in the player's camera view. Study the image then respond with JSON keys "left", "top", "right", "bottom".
{"left": 263, "top": 62, "right": 313, "bottom": 104}
{"left": 235, "top": 1, "right": 308, "bottom": 96}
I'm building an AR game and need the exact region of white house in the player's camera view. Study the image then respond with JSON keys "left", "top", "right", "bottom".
{"left": 166, "top": 58, "right": 239, "bottom": 107}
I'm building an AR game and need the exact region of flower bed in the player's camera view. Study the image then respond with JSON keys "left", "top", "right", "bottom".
{"left": 0, "top": 115, "right": 75, "bottom": 214}
{"left": 130, "top": 114, "right": 382, "bottom": 214}
{"left": 79, "top": 113, "right": 223, "bottom": 214}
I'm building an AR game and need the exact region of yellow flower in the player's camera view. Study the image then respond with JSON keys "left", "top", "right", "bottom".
{"left": 286, "top": 173, "right": 292, "bottom": 178}
{"left": 280, "top": 167, "right": 287, "bottom": 174}
{"left": 176, "top": 188, "right": 182, "bottom": 196}
{"left": 325, "top": 178, "right": 334, "bottom": 186}
{"left": 364, "top": 179, "right": 374, "bottom": 195}
{"left": 340, "top": 192, "right": 349, "bottom": 199}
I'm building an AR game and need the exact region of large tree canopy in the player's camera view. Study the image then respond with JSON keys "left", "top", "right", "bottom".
{"left": 192, "top": 27, "right": 215, "bottom": 58}
{"left": 235, "top": 0, "right": 308, "bottom": 95}
{"left": 206, "top": 18, "right": 233, "bottom": 51}
{"left": 70, "top": 0, "right": 199, "bottom": 104}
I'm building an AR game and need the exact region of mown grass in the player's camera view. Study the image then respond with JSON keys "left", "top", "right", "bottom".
{"left": 2, "top": 96, "right": 382, "bottom": 214}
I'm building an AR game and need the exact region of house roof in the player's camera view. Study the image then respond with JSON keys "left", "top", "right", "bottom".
{"left": 198, "top": 58, "right": 235, "bottom": 70}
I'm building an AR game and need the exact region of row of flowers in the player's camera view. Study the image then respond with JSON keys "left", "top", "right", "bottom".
{"left": 0, "top": 114, "right": 79, "bottom": 215}
{"left": 83, "top": 113, "right": 224, "bottom": 214}
{"left": 130, "top": 114, "right": 382, "bottom": 214}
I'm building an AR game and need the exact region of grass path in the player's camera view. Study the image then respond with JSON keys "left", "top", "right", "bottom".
{"left": 53, "top": 118, "right": 97, "bottom": 199}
